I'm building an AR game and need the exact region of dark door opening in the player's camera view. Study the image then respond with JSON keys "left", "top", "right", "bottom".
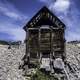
{"left": 42, "top": 52, "right": 50, "bottom": 58}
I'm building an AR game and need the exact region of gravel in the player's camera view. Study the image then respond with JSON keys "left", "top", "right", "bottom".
{"left": 0, "top": 44, "right": 26, "bottom": 80}
{"left": 66, "top": 43, "right": 80, "bottom": 80}
{"left": 0, "top": 42, "right": 80, "bottom": 80}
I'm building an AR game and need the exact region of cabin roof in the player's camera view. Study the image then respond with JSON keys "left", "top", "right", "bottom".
{"left": 23, "top": 6, "right": 66, "bottom": 31}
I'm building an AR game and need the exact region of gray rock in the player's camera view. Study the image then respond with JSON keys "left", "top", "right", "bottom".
{"left": 54, "top": 58, "right": 64, "bottom": 70}
{"left": 0, "top": 42, "right": 80, "bottom": 80}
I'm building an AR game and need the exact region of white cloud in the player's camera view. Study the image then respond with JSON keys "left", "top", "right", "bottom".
{"left": 0, "top": 22, "right": 26, "bottom": 42}
{"left": 0, "top": 0, "right": 28, "bottom": 41}
{"left": 5, "top": 12, "right": 22, "bottom": 20}
{"left": 39, "top": 0, "right": 70, "bottom": 12}
{"left": 50, "top": 0, "right": 70, "bottom": 12}
{"left": 66, "top": 30, "right": 80, "bottom": 41}
{"left": 0, "top": 1, "right": 28, "bottom": 21}
{"left": 39, "top": 0, "right": 53, "bottom": 4}
{"left": 8, "top": 28, "right": 26, "bottom": 42}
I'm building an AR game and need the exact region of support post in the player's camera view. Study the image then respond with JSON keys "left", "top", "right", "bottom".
{"left": 38, "top": 28, "right": 41, "bottom": 62}
{"left": 27, "top": 29, "right": 30, "bottom": 61}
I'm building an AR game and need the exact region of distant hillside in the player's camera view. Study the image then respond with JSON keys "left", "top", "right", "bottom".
{"left": 10, "top": 41, "right": 22, "bottom": 45}
{"left": 0, "top": 40, "right": 9, "bottom": 45}
{"left": 67, "top": 40, "right": 80, "bottom": 44}
{"left": 0, "top": 40, "right": 22, "bottom": 45}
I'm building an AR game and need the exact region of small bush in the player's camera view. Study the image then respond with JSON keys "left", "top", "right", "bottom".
{"left": 30, "top": 70, "right": 58, "bottom": 80}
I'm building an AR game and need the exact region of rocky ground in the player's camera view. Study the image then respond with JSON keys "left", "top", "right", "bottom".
{"left": 0, "top": 42, "right": 80, "bottom": 80}
{"left": 66, "top": 43, "right": 80, "bottom": 80}
{"left": 0, "top": 44, "right": 26, "bottom": 80}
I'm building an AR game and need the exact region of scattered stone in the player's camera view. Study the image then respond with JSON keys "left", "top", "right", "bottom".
{"left": 0, "top": 42, "right": 80, "bottom": 80}
{"left": 54, "top": 58, "right": 64, "bottom": 70}
{"left": 0, "top": 44, "right": 26, "bottom": 80}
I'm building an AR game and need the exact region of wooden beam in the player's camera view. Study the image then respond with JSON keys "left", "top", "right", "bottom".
{"left": 38, "top": 28, "right": 41, "bottom": 59}
{"left": 28, "top": 28, "right": 39, "bottom": 30}
{"left": 27, "top": 29, "right": 30, "bottom": 57}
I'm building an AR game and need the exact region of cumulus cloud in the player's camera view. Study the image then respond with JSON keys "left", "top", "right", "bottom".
{"left": 50, "top": 0, "right": 70, "bottom": 12}
{"left": 39, "top": 0, "right": 70, "bottom": 12}
{"left": 0, "top": 22, "right": 26, "bottom": 42}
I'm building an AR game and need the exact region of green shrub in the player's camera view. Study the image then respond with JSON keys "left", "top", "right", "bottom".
{"left": 30, "top": 70, "right": 58, "bottom": 80}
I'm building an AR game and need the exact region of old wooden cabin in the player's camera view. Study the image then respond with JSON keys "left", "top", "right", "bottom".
{"left": 23, "top": 6, "right": 66, "bottom": 69}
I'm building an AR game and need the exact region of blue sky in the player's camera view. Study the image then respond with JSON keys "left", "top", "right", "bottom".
{"left": 0, "top": 0, "right": 80, "bottom": 42}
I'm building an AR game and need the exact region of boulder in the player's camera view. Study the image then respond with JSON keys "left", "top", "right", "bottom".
{"left": 54, "top": 58, "right": 64, "bottom": 70}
